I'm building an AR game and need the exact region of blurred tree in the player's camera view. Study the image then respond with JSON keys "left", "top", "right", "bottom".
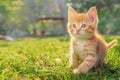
{"left": 3, "top": 0, "right": 30, "bottom": 37}
{"left": 22, "top": 0, "right": 43, "bottom": 36}
{"left": 0, "top": 0, "right": 13, "bottom": 34}
{"left": 56, "top": 0, "right": 67, "bottom": 30}
{"left": 6, "top": 0, "right": 43, "bottom": 37}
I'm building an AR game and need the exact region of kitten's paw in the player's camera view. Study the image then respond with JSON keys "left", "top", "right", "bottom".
{"left": 73, "top": 69, "right": 80, "bottom": 74}
{"left": 73, "top": 68, "right": 87, "bottom": 74}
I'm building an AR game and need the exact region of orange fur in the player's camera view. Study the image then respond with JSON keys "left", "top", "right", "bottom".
{"left": 67, "top": 6, "right": 117, "bottom": 74}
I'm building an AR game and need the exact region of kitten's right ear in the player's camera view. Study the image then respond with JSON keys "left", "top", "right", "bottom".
{"left": 87, "top": 6, "right": 98, "bottom": 24}
{"left": 68, "top": 7, "right": 76, "bottom": 21}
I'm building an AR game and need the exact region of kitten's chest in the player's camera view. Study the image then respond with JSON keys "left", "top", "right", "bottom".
{"left": 73, "top": 40, "right": 88, "bottom": 59}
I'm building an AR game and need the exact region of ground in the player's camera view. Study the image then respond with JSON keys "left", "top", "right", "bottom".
{"left": 0, "top": 35, "right": 120, "bottom": 80}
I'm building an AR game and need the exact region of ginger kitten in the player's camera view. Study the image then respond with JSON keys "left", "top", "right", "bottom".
{"left": 67, "top": 6, "right": 117, "bottom": 74}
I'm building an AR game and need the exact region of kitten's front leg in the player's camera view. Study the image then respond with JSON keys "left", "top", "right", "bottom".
{"left": 70, "top": 52, "right": 79, "bottom": 69}
{"left": 74, "top": 53, "right": 97, "bottom": 74}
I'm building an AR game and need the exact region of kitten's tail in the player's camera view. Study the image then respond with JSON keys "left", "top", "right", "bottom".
{"left": 107, "top": 39, "right": 117, "bottom": 49}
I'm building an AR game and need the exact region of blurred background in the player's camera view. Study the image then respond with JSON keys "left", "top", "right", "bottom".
{"left": 0, "top": 0, "right": 120, "bottom": 40}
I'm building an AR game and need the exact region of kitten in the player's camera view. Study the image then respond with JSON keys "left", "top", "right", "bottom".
{"left": 67, "top": 6, "right": 117, "bottom": 74}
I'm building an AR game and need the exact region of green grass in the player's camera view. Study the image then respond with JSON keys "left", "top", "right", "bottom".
{"left": 0, "top": 35, "right": 120, "bottom": 80}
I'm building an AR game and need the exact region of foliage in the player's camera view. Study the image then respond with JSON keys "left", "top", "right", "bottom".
{"left": 0, "top": 0, "right": 120, "bottom": 36}
{"left": 0, "top": 0, "right": 13, "bottom": 34}
{"left": 0, "top": 36, "right": 120, "bottom": 79}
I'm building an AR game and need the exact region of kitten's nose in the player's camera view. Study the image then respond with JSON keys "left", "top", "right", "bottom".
{"left": 77, "top": 28, "right": 81, "bottom": 34}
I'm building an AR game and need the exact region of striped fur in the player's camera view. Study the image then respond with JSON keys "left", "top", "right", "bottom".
{"left": 68, "top": 7, "right": 117, "bottom": 74}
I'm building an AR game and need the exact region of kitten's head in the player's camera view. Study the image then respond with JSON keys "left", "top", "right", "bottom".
{"left": 67, "top": 6, "right": 98, "bottom": 39}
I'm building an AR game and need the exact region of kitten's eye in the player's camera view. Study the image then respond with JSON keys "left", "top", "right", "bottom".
{"left": 72, "top": 24, "right": 76, "bottom": 28}
{"left": 81, "top": 24, "right": 86, "bottom": 28}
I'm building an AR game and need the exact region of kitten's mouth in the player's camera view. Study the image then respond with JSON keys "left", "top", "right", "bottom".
{"left": 75, "top": 33, "right": 81, "bottom": 37}
{"left": 76, "top": 33, "right": 80, "bottom": 35}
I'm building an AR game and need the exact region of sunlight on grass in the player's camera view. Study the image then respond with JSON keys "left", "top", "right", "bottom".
{"left": 0, "top": 36, "right": 119, "bottom": 79}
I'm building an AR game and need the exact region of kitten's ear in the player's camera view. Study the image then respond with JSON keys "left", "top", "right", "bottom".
{"left": 87, "top": 6, "right": 98, "bottom": 24}
{"left": 68, "top": 7, "right": 77, "bottom": 21}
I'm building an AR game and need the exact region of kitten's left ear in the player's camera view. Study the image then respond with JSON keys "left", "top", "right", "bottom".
{"left": 68, "top": 7, "right": 77, "bottom": 22}
{"left": 87, "top": 6, "right": 98, "bottom": 24}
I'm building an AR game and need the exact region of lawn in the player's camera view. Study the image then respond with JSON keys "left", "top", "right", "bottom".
{"left": 0, "top": 35, "right": 120, "bottom": 80}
